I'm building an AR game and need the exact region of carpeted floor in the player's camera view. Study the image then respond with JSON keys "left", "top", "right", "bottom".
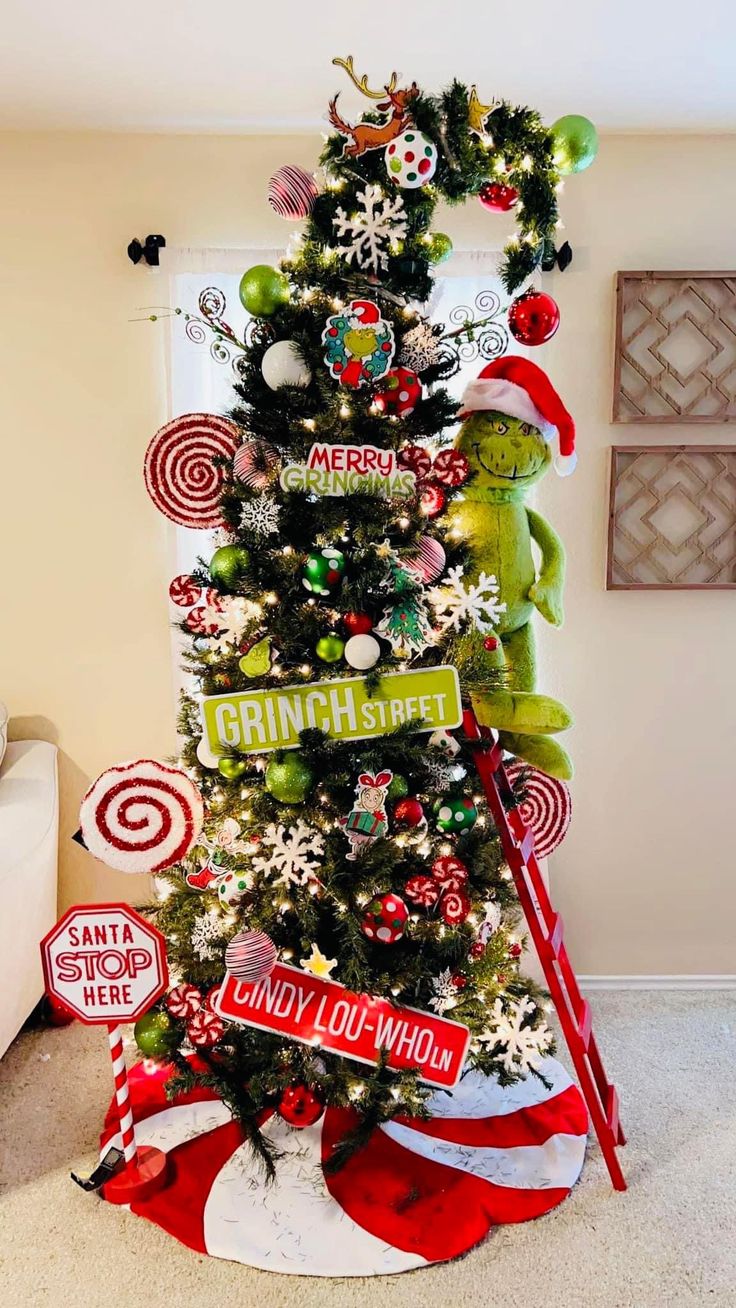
{"left": 1, "top": 991, "right": 734, "bottom": 1307}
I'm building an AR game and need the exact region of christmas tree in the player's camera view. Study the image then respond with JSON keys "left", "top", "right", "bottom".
{"left": 82, "top": 60, "right": 596, "bottom": 1183}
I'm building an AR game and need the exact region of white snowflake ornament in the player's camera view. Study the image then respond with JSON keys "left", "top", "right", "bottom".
{"left": 208, "top": 596, "right": 257, "bottom": 654}
{"left": 240, "top": 494, "right": 281, "bottom": 538}
{"left": 476, "top": 996, "right": 552, "bottom": 1075}
{"left": 190, "top": 912, "right": 224, "bottom": 962}
{"left": 429, "top": 968, "right": 459, "bottom": 1015}
{"left": 333, "top": 184, "right": 408, "bottom": 274}
{"left": 251, "top": 821, "right": 325, "bottom": 888}
{"left": 430, "top": 565, "right": 507, "bottom": 635}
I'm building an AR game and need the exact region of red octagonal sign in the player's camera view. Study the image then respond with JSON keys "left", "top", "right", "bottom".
{"left": 41, "top": 903, "right": 168, "bottom": 1024}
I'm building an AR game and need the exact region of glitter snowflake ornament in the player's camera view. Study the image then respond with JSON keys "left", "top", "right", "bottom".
{"left": 332, "top": 184, "right": 408, "bottom": 274}
{"left": 190, "top": 912, "right": 224, "bottom": 962}
{"left": 240, "top": 494, "right": 281, "bottom": 537}
{"left": 251, "top": 821, "right": 325, "bottom": 888}
{"left": 399, "top": 320, "right": 443, "bottom": 373}
{"left": 430, "top": 565, "right": 507, "bottom": 635}
{"left": 207, "top": 597, "right": 256, "bottom": 654}
{"left": 429, "top": 968, "right": 459, "bottom": 1015}
{"left": 476, "top": 996, "right": 553, "bottom": 1075}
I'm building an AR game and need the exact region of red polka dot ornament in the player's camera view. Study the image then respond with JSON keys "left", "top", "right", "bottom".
{"left": 374, "top": 367, "right": 421, "bottom": 415}
{"left": 361, "top": 893, "right": 409, "bottom": 944}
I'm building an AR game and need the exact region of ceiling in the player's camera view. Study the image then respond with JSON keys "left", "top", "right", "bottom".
{"left": 1, "top": 0, "right": 734, "bottom": 134}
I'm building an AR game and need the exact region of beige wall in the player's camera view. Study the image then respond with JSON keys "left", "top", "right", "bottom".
{"left": 1, "top": 130, "right": 734, "bottom": 973}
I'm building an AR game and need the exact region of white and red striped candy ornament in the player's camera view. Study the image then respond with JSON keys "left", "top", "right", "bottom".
{"left": 419, "top": 483, "right": 446, "bottom": 518}
{"left": 404, "top": 874, "right": 440, "bottom": 908}
{"left": 233, "top": 439, "right": 279, "bottom": 489}
{"left": 187, "top": 1009, "right": 225, "bottom": 1049}
{"left": 397, "top": 443, "right": 432, "bottom": 480}
{"left": 432, "top": 448, "right": 470, "bottom": 488}
{"left": 268, "top": 165, "right": 319, "bottom": 220}
{"left": 169, "top": 574, "right": 203, "bottom": 609}
{"left": 144, "top": 413, "right": 241, "bottom": 530}
{"left": 100, "top": 1054, "right": 587, "bottom": 1274}
{"left": 431, "top": 855, "right": 469, "bottom": 893}
{"left": 505, "top": 762, "right": 572, "bottom": 860}
{"left": 166, "top": 984, "right": 203, "bottom": 1020}
{"left": 439, "top": 889, "right": 471, "bottom": 926}
{"left": 185, "top": 594, "right": 226, "bottom": 635}
{"left": 405, "top": 536, "right": 446, "bottom": 584}
{"left": 80, "top": 760, "right": 204, "bottom": 875}
{"left": 225, "top": 930, "right": 278, "bottom": 982}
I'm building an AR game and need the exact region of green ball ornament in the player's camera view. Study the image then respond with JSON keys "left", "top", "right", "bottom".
{"left": 301, "top": 548, "right": 346, "bottom": 597}
{"left": 387, "top": 773, "right": 409, "bottom": 800}
{"left": 265, "top": 753, "right": 314, "bottom": 804}
{"left": 209, "top": 544, "right": 250, "bottom": 588}
{"left": 134, "top": 1009, "right": 181, "bottom": 1058}
{"left": 435, "top": 795, "right": 478, "bottom": 833}
{"left": 551, "top": 115, "right": 599, "bottom": 174}
{"left": 425, "top": 232, "right": 453, "bottom": 264}
{"left": 239, "top": 264, "right": 290, "bottom": 317}
{"left": 218, "top": 756, "right": 249, "bottom": 781}
{"left": 316, "top": 632, "right": 345, "bottom": 664}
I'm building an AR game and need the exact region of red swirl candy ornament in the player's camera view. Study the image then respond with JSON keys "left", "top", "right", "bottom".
{"left": 439, "top": 890, "right": 471, "bottom": 926}
{"left": 79, "top": 759, "right": 204, "bottom": 876}
{"left": 169, "top": 574, "right": 203, "bottom": 609}
{"left": 144, "top": 413, "right": 241, "bottom": 530}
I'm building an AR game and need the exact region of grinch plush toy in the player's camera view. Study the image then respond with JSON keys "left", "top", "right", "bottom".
{"left": 450, "top": 356, "right": 576, "bottom": 780}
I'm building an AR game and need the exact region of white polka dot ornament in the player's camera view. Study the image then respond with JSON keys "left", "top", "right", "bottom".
{"left": 385, "top": 130, "right": 437, "bottom": 188}
{"left": 217, "top": 870, "right": 252, "bottom": 907}
{"left": 361, "top": 892, "right": 408, "bottom": 944}
{"left": 79, "top": 759, "right": 204, "bottom": 875}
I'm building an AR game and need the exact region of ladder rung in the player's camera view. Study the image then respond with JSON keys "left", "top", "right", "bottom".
{"left": 606, "top": 1084, "right": 620, "bottom": 1137}
{"left": 577, "top": 999, "right": 592, "bottom": 1050}
{"left": 518, "top": 828, "right": 536, "bottom": 862}
{"left": 548, "top": 912, "right": 564, "bottom": 955}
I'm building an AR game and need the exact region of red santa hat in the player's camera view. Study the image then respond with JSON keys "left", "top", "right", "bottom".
{"left": 458, "top": 355, "right": 577, "bottom": 475}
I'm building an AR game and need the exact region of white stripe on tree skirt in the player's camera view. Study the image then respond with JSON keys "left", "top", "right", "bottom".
{"left": 422, "top": 1058, "right": 575, "bottom": 1120}
{"left": 381, "top": 1120, "right": 586, "bottom": 1190}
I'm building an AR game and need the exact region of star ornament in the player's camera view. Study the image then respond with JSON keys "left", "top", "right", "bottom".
{"left": 467, "top": 85, "right": 496, "bottom": 138}
{"left": 300, "top": 943, "right": 338, "bottom": 979}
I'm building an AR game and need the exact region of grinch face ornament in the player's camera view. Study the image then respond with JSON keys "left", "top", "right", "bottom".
{"left": 457, "top": 410, "right": 551, "bottom": 492}
{"left": 322, "top": 299, "right": 395, "bottom": 388}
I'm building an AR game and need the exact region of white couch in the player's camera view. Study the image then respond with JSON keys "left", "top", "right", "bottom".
{"left": 0, "top": 740, "right": 59, "bottom": 1056}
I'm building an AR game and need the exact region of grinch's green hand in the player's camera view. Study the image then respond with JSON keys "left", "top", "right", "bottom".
{"left": 528, "top": 575, "right": 564, "bottom": 626}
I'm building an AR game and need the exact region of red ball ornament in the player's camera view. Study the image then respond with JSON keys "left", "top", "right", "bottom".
{"left": 451, "top": 973, "right": 467, "bottom": 989}
{"left": 186, "top": 1009, "right": 225, "bottom": 1049}
{"left": 484, "top": 635, "right": 500, "bottom": 652}
{"left": 440, "top": 890, "right": 471, "bottom": 926}
{"left": 166, "top": 984, "right": 203, "bottom": 1020}
{"left": 374, "top": 367, "right": 421, "bottom": 416}
{"left": 470, "top": 940, "right": 486, "bottom": 959}
{"left": 393, "top": 797, "right": 425, "bottom": 827}
{"left": 405, "top": 874, "right": 441, "bottom": 908}
{"left": 478, "top": 181, "right": 519, "bottom": 213}
{"left": 431, "top": 855, "right": 469, "bottom": 893}
{"left": 278, "top": 1083, "right": 325, "bottom": 1128}
{"left": 343, "top": 612, "right": 373, "bottom": 637}
{"left": 508, "top": 941, "right": 523, "bottom": 959}
{"left": 361, "top": 893, "right": 409, "bottom": 944}
{"left": 508, "top": 290, "right": 560, "bottom": 347}
{"left": 420, "top": 483, "right": 446, "bottom": 518}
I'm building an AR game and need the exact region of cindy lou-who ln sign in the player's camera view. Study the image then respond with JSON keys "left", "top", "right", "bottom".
{"left": 201, "top": 665, "right": 462, "bottom": 755}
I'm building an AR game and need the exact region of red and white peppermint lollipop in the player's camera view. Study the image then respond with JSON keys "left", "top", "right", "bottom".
{"left": 404, "top": 874, "right": 441, "bottom": 908}
{"left": 233, "top": 439, "right": 279, "bottom": 489}
{"left": 431, "top": 855, "right": 469, "bottom": 893}
{"left": 433, "top": 449, "right": 470, "bottom": 488}
{"left": 505, "top": 762, "right": 572, "bottom": 859}
{"left": 398, "top": 443, "right": 432, "bottom": 480}
{"left": 187, "top": 1009, "right": 225, "bottom": 1049}
{"left": 166, "top": 984, "right": 203, "bottom": 1020}
{"left": 144, "top": 413, "right": 241, "bottom": 529}
{"left": 79, "top": 760, "right": 204, "bottom": 875}
{"left": 439, "top": 889, "right": 471, "bottom": 926}
{"left": 169, "top": 574, "right": 203, "bottom": 609}
{"left": 185, "top": 593, "right": 226, "bottom": 634}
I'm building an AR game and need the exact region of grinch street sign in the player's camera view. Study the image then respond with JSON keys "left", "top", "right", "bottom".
{"left": 279, "top": 442, "right": 416, "bottom": 497}
{"left": 213, "top": 962, "right": 470, "bottom": 1089}
{"left": 41, "top": 903, "right": 168, "bottom": 1024}
{"left": 201, "top": 665, "right": 462, "bottom": 755}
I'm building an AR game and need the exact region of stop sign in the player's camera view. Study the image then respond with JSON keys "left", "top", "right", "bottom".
{"left": 41, "top": 903, "right": 168, "bottom": 1024}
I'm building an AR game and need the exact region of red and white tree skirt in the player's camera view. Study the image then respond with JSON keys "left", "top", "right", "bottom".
{"left": 101, "top": 1057, "right": 587, "bottom": 1276}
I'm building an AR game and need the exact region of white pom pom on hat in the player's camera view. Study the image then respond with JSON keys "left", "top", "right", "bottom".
{"left": 458, "top": 355, "right": 577, "bottom": 475}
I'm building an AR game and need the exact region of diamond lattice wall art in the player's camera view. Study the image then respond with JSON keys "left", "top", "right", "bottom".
{"left": 607, "top": 446, "right": 736, "bottom": 588}
{"left": 613, "top": 272, "right": 736, "bottom": 423}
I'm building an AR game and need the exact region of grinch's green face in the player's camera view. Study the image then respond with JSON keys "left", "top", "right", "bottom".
{"left": 457, "top": 410, "right": 552, "bottom": 491}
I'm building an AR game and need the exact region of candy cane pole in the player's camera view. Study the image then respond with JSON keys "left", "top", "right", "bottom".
{"left": 107, "top": 1024, "right": 137, "bottom": 1166}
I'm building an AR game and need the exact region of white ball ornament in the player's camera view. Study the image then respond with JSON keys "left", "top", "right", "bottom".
{"left": 261, "top": 340, "right": 312, "bottom": 391}
{"left": 385, "top": 130, "right": 438, "bottom": 189}
{"left": 344, "top": 634, "right": 381, "bottom": 670}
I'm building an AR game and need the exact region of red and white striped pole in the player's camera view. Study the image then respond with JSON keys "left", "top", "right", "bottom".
{"left": 107, "top": 1024, "right": 137, "bottom": 1166}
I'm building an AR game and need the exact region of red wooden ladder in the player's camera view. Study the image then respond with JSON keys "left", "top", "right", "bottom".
{"left": 463, "top": 709, "right": 627, "bottom": 1192}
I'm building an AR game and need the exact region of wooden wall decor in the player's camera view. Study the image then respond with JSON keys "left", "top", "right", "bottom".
{"left": 607, "top": 446, "right": 736, "bottom": 589}
{"left": 613, "top": 272, "right": 736, "bottom": 423}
